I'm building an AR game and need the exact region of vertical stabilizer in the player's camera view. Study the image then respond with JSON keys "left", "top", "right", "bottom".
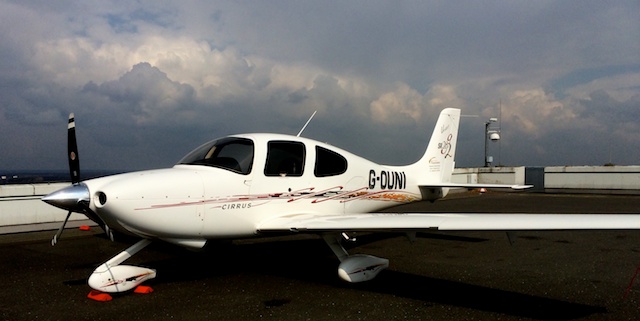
{"left": 405, "top": 108, "right": 461, "bottom": 198}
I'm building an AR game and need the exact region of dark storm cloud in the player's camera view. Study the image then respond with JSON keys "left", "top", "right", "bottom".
{"left": 0, "top": 1, "right": 639, "bottom": 171}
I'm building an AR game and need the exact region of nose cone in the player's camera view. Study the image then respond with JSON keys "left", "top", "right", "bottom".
{"left": 42, "top": 183, "right": 90, "bottom": 213}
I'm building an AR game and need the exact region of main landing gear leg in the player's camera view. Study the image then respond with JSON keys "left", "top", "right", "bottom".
{"left": 322, "top": 234, "right": 389, "bottom": 283}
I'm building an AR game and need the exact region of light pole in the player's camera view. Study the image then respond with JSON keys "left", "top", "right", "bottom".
{"left": 484, "top": 118, "right": 500, "bottom": 167}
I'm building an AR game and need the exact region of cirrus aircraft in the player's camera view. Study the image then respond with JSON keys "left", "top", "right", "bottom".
{"left": 42, "top": 108, "right": 640, "bottom": 298}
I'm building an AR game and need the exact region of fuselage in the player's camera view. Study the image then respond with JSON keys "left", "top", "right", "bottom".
{"left": 82, "top": 133, "right": 423, "bottom": 246}
{"left": 40, "top": 108, "right": 466, "bottom": 292}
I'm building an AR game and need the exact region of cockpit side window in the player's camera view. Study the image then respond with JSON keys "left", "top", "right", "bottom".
{"left": 314, "top": 146, "right": 347, "bottom": 177}
{"left": 178, "top": 137, "right": 254, "bottom": 175}
{"left": 265, "top": 141, "right": 305, "bottom": 177}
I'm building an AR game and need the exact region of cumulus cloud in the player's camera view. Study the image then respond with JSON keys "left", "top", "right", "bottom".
{"left": 369, "top": 84, "right": 467, "bottom": 124}
{"left": 370, "top": 84, "right": 424, "bottom": 123}
{"left": 82, "top": 62, "right": 196, "bottom": 124}
{"left": 500, "top": 88, "right": 576, "bottom": 137}
{"left": 565, "top": 72, "right": 640, "bottom": 102}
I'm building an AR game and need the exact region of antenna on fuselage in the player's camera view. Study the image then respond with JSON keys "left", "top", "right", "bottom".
{"left": 296, "top": 110, "right": 317, "bottom": 137}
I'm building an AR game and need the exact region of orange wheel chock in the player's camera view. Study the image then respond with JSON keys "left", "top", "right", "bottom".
{"left": 134, "top": 285, "right": 154, "bottom": 294}
{"left": 87, "top": 290, "right": 112, "bottom": 302}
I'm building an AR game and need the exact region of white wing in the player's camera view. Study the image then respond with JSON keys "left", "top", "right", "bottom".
{"left": 258, "top": 213, "right": 640, "bottom": 233}
{"left": 420, "top": 183, "right": 532, "bottom": 190}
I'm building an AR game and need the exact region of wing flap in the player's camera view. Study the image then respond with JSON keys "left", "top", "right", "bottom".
{"left": 420, "top": 183, "right": 532, "bottom": 190}
{"left": 258, "top": 213, "right": 640, "bottom": 233}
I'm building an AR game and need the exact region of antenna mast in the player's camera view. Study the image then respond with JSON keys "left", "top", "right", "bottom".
{"left": 297, "top": 110, "right": 317, "bottom": 137}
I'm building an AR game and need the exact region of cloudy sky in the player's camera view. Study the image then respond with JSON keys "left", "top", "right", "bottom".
{"left": 1, "top": 1, "right": 639, "bottom": 172}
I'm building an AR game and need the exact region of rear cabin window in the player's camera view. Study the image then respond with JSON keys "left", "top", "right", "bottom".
{"left": 265, "top": 141, "right": 305, "bottom": 177}
{"left": 178, "top": 137, "right": 254, "bottom": 175}
{"left": 314, "top": 146, "right": 347, "bottom": 177}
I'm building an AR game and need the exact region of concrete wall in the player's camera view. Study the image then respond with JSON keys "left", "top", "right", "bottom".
{"left": 545, "top": 166, "right": 640, "bottom": 194}
{"left": 0, "top": 183, "right": 89, "bottom": 233}
{"left": 452, "top": 166, "right": 640, "bottom": 194}
{"left": 453, "top": 166, "right": 527, "bottom": 186}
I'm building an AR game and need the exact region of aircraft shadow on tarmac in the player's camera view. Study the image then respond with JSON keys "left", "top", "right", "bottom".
{"left": 353, "top": 271, "right": 605, "bottom": 320}
{"left": 129, "top": 234, "right": 605, "bottom": 321}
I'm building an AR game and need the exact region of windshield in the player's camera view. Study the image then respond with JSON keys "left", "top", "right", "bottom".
{"left": 178, "top": 137, "right": 254, "bottom": 175}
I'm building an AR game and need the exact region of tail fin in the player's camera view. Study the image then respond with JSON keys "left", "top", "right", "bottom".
{"left": 401, "top": 108, "right": 531, "bottom": 198}
{"left": 403, "top": 108, "right": 461, "bottom": 199}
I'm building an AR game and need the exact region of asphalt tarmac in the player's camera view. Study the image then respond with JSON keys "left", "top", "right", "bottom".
{"left": 2, "top": 192, "right": 640, "bottom": 320}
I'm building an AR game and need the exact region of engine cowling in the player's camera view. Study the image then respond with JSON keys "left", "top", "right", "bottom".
{"left": 88, "top": 265, "right": 157, "bottom": 293}
{"left": 337, "top": 254, "right": 389, "bottom": 283}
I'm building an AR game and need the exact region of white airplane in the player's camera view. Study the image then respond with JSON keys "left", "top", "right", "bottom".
{"left": 42, "top": 108, "right": 640, "bottom": 297}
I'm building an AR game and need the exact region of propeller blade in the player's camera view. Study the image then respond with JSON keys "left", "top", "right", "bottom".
{"left": 51, "top": 211, "right": 72, "bottom": 246}
{"left": 51, "top": 113, "right": 80, "bottom": 245}
{"left": 68, "top": 113, "right": 80, "bottom": 184}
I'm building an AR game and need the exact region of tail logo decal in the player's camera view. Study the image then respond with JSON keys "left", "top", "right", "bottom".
{"left": 438, "top": 134, "right": 453, "bottom": 158}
